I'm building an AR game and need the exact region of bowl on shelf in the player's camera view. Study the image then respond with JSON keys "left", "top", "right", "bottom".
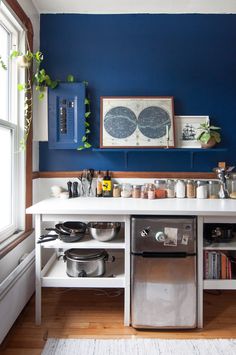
{"left": 87, "top": 222, "right": 121, "bottom": 242}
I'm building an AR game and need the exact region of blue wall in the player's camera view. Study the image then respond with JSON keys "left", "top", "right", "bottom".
{"left": 39, "top": 14, "right": 236, "bottom": 172}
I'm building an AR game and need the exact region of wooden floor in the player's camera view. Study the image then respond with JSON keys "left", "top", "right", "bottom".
{"left": 0, "top": 289, "right": 236, "bottom": 354}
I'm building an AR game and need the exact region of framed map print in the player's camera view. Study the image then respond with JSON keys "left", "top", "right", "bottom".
{"left": 100, "top": 96, "right": 175, "bottom": 148}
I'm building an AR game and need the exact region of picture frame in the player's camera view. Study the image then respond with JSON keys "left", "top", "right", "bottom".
{"left": 100, "top": 96, "right": 175, "bottom": 148}
{"left": 175, "top": 115, "right": 210, "bottom": 148}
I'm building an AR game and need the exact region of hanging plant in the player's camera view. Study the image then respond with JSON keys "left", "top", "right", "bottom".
{"left": 64, "top": 76, "right": 92, "bottom": 150}
{"left": 10, "top": 50, "right": 58, "bottom": 149}
{"left": 0, "top": 55, "right": 7, "bottom": 70}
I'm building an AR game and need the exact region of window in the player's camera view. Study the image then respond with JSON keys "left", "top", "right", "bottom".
{"left": 0, "top": 2, "right": 25, "bottom": 245}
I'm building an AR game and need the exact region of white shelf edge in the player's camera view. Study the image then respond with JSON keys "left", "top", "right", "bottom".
{"left": 203, "top": 279, "right": 236, "bottom": 290}
{"left": 42, "top": 256, "right": 125, "bottom": 288}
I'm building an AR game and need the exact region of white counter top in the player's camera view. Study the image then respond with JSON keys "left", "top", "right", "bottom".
{"left": 26, "top": 197, "right": 236, "bottom": 216}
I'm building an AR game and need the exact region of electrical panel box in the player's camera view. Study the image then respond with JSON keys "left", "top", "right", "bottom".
{"left": 48, "top": 82, "right": 86, "bottom": 149}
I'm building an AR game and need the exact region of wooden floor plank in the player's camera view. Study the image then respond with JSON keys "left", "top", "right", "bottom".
{"left": 0, "top": 289, "right": 236, "bottom": 354}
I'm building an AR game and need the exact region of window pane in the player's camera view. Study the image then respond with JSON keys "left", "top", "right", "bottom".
{"left": 0, "top": 126, "right": 12, "bottom": 231}
{"left": 0, "top": 24, "right": 10, "bottom": 121}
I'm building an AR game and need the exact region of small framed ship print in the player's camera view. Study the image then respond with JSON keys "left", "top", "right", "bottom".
{"left": 175, "top": 116, "right": 209, "bottom": 148}
{"left": 100, "top": 96, "right": 175, "bottom": 148}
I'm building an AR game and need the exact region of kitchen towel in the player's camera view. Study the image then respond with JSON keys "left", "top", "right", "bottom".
{"left": 42, "top": 338, "right": 236, "bottom": 355}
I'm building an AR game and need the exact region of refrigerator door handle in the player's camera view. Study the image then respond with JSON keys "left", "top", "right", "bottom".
{"left": 133, "top": 252, "right": 196, "bottom": 258}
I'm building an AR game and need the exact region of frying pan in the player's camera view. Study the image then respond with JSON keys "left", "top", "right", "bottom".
{"left": 62, "top": 221, "right": 87, "bottom": 236}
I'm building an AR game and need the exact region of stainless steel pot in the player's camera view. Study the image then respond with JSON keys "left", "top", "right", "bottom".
{"left": 63, "top": 249, "right": 115, "bottom": 277}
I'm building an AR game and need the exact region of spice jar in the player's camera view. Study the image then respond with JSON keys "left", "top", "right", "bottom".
{"left": 196, "top": 181, "right": 208, "bottom": 199}
{"left": 132, "top": 185, "right": 141, "bottom": 198}
{"left": 141, "top": 184, "right": 148, "bottom": 199}
{"left": 227, "top": 173, "right": 236, "bottom": 199}
{"left": 121, "top": 183, "right": 132, "bottom": 198}
{"left": 186, "top": 180, "right": 196, "bottom": 198}
{"left": 175, "top": 180, "right": 186, "bottom": 198}
{"left": 154, "top": 180, "right": 167, "bottom": 198}
{"left": 208, "top": 180, "right": 219, "bottom": 199}
{"left": 166, "top": 179, "right": 175, "bottom": 198}
{"left": 147, "top": 184, "right": 156, "bottom": 200}
{"left": 113, "top": 184, "right": 121, "bottom": 198}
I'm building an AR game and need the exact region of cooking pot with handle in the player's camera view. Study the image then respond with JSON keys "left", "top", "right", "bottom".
{"left": 63, "top": 249, "right": 115, "bottom": 277}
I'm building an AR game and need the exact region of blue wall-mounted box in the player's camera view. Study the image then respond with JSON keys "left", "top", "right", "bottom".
{"left": 48, "top": 82, "right": 85, "bottom": 149}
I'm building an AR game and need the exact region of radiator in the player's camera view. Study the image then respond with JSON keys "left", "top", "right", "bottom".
{"left": 0, "top": 249, "right": 35, "bottom": 344}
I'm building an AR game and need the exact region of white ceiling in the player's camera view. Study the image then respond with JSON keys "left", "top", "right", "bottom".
{"left": 32, "top": 0, "right": 236, "bottom": 14}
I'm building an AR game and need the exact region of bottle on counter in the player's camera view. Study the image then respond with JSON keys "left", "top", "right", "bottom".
{"left": 154, "top": 180, "right": 167, "bottom": 198}
{"left": 113, "top": 183, "right": 121, "bottom": 197}
{"left": 96, "top": 170, "right": 103, "bottom": 197}
{"left": 140, "top": 184, "right": 148, "bottom": 199}
{"left": 186, "top": 180, "right": 196, "bottom": 198}
{"left": 147, "top": 183, "right": 156, "bottom": 200}
{"left": 166, "top": 179, "right": 175, "bottom": 198}
{"left": 121, "top": 183, "right": 132, "bottom": 198}
{"left": 132, "top": 185, "right": 141, "bottom": 198}
{"left": 196, "top": 180, "right": 208, "bottom": 199}
{"left": 208, "top": 180, "right": 219, "bottom": 199}
{"left": 175, "top": 179, "right": 186, "bottom": 198}
{"left": 102, "top": 170, "right": 112, "bottom": 197}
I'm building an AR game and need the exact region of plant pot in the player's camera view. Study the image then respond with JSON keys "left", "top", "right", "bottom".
{"left": 200, "top": 137, "right": 217, "bottom": 149}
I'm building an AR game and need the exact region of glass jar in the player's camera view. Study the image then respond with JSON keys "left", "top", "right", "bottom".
{"left": 140, "top": 184, "right": 148, "bottom": 199}
{"left": 121, "top": 183, "right": 132, "bottom": 198}
{"left": 166, "top": 179, "right": 175, "bottom": 198}
{"left": 208, "top": 180, "right": 219, "bottom": 199}
{"left": 147, "top": 183, "right": 156, "bottom": 200}
{"left": 186, "top": 180, "right": 196, "bottom": 198}
{"left": 113, "top": 183, "right": 121, "bottom": 198}
{"left": 175, "top": 180, "right": 186, "bottom": 198}
{"left": 196, "top": 180, "right": 208, "bottom": 199}
{"left": 154, "top": 179, "right": 167, "bottom": 198}
{"left": 228, "top": 173, "right": 236, "bottom": 199}
{"left": 132, "top": 185, "right": 141, "bottom": 198}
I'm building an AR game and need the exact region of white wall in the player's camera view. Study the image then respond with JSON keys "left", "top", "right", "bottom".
{"left": 32, "top": 0, "right": 236, "bottom": 14}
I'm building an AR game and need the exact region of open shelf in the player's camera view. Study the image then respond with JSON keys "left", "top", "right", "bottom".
{"left": 92, "top": 148, "right": 227, "bottom": 153}
{"left": 204, "top": 279, "right": 236, "bottom": 290}
{"left": 203, "top": 236, "right": 236, "bottom": 250}
{"left": 38, "top": 232, "right": 125, "bottom": 249}
{"left": 41, "top": 254, "right": 125, "bottom": 288}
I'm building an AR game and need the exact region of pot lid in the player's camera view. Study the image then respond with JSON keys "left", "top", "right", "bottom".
{"left": 65, "top": 249, "right": 107, "bottom": 260}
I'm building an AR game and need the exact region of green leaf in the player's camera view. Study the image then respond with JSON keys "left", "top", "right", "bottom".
{"left": 85, "top": 111, "right": 91, "bottom": 118}
{"left": 77, "top": 146, "right": 84, "bottom": 151}
{"left": 38, "top": 92, "right": 45, "bottom": 100}
{"left": 82, "top": 136, "right": 87, "bottom": 142}
{"left": 10, "top": 50, "right": 21, "bottom": 59}
{"left": 84, "top": 142, "right": 92, "bottom": 148}
{"left": 84, "top": 98, "right": 90, "bottom": 105}
{"left": 67, "top": 74, "right": 74, "bottom": 82}
{"left": 50, "top": 80, "right": 58, "bottom": 89}
{"left": 85, "top": 122, "right": 90, "bottom": 127}
{"left": 86, "top": 129, "right": 90, "bottom": 134}
{"left": 83, "top": 80, "right": 89, "bottom": 87}
{"left": 17, "top": 83, "right": 25, "bottom": 91}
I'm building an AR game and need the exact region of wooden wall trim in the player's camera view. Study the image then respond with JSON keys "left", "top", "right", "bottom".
{"left": 34, "top": 171, "right": 215, "bottom": 179}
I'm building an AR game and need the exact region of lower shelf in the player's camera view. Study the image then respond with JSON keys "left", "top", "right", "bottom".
{"left": 203, "top": 279, "right": 236, "bottom": 290}
{"left": 41, "top": 255, "right": 125, "bottom": 288}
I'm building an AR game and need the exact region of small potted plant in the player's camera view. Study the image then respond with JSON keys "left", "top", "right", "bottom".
{"left": 196, "top": 121, "right": 221, "bottom": 148}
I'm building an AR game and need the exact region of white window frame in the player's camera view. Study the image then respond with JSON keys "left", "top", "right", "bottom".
{"left": 0, "top": 2, "right": 26, "bottom": 245}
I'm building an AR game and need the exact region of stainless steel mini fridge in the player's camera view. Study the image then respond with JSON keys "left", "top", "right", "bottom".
{"left": 131, "top": 216, "right": 197, "bottom": 329}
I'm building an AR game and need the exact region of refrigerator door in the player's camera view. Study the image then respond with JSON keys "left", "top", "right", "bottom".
{"left": 131, "top": 255, "right": 197, "bottom": 328}
{"left": 131, "top": 216, "right": 196, "bottom": 254}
